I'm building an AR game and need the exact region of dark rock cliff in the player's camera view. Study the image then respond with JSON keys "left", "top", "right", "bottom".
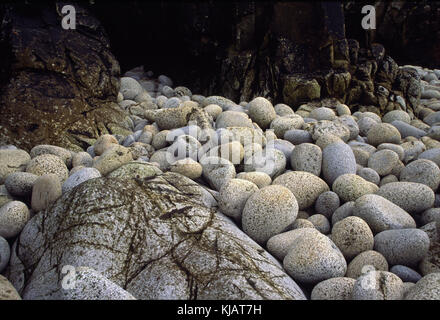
{"left": 1, "top": 1, "right": 437, "bottom": 150}
{"left": 0, "top": 2, "right": 130, "bottom": 151}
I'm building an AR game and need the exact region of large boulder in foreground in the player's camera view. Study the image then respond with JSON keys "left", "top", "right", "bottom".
{"left": 0, "top": 3, "right": 129, "bottom": 151}
{"left": 6, "top": 171, "right": 306, "bottom": 300}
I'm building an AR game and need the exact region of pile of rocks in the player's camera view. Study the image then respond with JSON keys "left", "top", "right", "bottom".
{"left": 1, "top": 65, "right": 440, "bottom": 300}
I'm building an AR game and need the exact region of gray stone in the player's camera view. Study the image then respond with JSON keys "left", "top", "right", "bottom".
{"left": 405, "top": 273, "right": 440, "bottom": 300}
{"left": 273, "top": 171, "right": 330, "bottom": 210}
{"left": 354, "top": 194, "right": 416, "bottom": 234}
{"left": 401, "top": 141, "right": 426, "bottom": 163}
{"left": 376, "top": 182, "right": 435, "bottom": 214}
{"left": 168, "top": 134, "right": 202, "bottom": 162}
{"left": 377, "top": 143, "right": 405, "bottom": 161}
{"left": 391, "top": 120, "right": 426, "bottom": 139}
{"left": 30, "top": 145, "right": 73, "bottom": 167}
{"left": 248, "top": 97, "right": 277, "bottom": 129}
{"left": 390, "top": 265, "right": 422, "bottom": 283}
{"left": 170, "top": 158, "right": 202, "bottom": 180}
{"left": 274, "top": 104, "right": 294, "bottom": 117}
{"left": 322, "top": 142, "right": 357, "bottom": 185}
{"left": 0, "top": 236, "right": 10, "bottom": 273}
{"left": 270, "top": 116, "right": 304, "bottom": 138}
{"left": 311, "top": 277, "right": 356, "bottom": 300}
{"left": 122, "top": 135, "right": 136, "bottom": 147}
{"left": 0, "top": 275, "right": 21, "bottom": 300}
{"left": 0, "top": 185, "right": 13, "bottom": 207}
{"left": 383, "top": 110, "right": 411, "bottom": 124}
{"left": 338, "top": 115, "right": 360, "bottom": 140}
{"left": 270, "top": 139, "right": 295, "bottom": 162}
{"left": 244, "top": 148, "right": 286, "bottom": 178}
{"left": 216, "top": 111, "right": 253, "bottom": 129}
{"left": 307, "top": 214, "right": 330, "bottom": 234}
{"left": 0, "top": 201, "right": 29, "bottom": 239}
{"left": 283, "top": 228, "right": 347, "bottom": 284}
{"left": 348, "top": 141, "right": 376, "bottom": 155}
{"left": 332, "top": 201, "right": 355, "bottom": 225}
{"left": 358, "top": 117, "right": 378, "bottom": 137}
{"left": 310, "top": 120, "right": 351, "bottom": 142}
{"left": 107, "top": 162, "right": 162, "bottom": 180}
{"left": 332, "top": 216, "right": 374, "bottom": 260}
{"left": 315, "top": 134, "right": 344, "bottom": 149}
{"left": 152, "top": 130, "right": 171, "bottom": 150}
{"left": 62, "top": 167, "right": 102, "bottom": 194}
{"left": 357, "top": 167, "right": 380, "bottom": 185}
{"left": 420, "top": 208, "right": 440, "bottom": 225}
{"left": 236, "top": 172, "right": 271, "bottom": 189}
{"left": 290, "top": 143, "right": 322, "bottom": 176}
{"left": 367, "top": 123, "right": 401, "bottom": 146}
{"left": 227, "top": 127, "right": 267, "bottom": 147}
{"left": 309, "top": 107, "right": 336, "bottom": 121}
{"left": 218, "top": 179, "right": 259, "bottom": 221}
{"left": 380, "top": 174, "right": 399, "bottom": 186}
{"left": 374, "top": 228, "right": 430, "bottom": 267}
{"left": 357, "top": 112, "right": 382, "bottom": 123}
{"left": 284, "top": 129, "right": 313, "bottom": 145}
{"left": 291, "top": 219, "right": 315, "bottom": 230}
{"left": 120, "top": 77, "right": 143, "bottom": 100}
{"left": 427, "top": 125, "right": 440, "bottom": 140}
{"left": 315, "top": 191, "right": 340, "bottom": 218}
{"left": 332, "top": 174, "right": 379, "bottom": 203}
{"left": 400, "top": 159, "right": 440, "bottom": 191}
{"left": 0, "top": 149, "right": 31, "bottom": 184}
{"left": 242, "top": 185, "right": 298, "bottom": 245}
{"left": 31, "top": 174, "right": 62, "bottom": 212}
{"left": 55, "top": 267, "right": 136, "bottom": 300}
{"left": 26, "top": 154, "right": 69, "bottom": 183}
{"left": 201, "top": 156, "right": 236, "bottom": 191}
{"left": 346, "top": 250, "right": 389, "bottom": 279}
{"left": 423, "top": 111, "right": 440, "bottom": 126}
{"left": 6, "top": 173, "right": 306, "bottom": 300}
{"left": 137, "top": 131, "right": 153, "bottom": 145}
{"left": 351, "top": 147, "right": 370, "bottom": 166}
{"left": 150, "top": 150, "right": 171, "bottom": 171}
{"left": 72, "top": 152, "right": 93, "bottom": 168}
{"left": 203, "top": 104, "right": 223, "bottom": 120}
{"left": 352, "top": 271, "right": 403, "bottom": 300}
{"left": 368, "top": 149, "right": 399, "bottom": 176}
{"left": 93, "top": 145, "right": 133, "bottom": 176}
{"left": 267, "top": 228, "right": 312, "bottom": 261}
{"left": 4, "top": 172, "right": 39, "bottom": 197}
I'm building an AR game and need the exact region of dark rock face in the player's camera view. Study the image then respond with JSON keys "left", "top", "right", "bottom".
{"left": 345, "top": 1, "right": 440, "bottom": 69}
{"left": 0, "top": 2, "right": 129, "bottom": 151}
{"left": 90, "top": 1, "right": 421, "bottom": 114}
{"left": 0, "top": 0, "right": 429, "bottom": 152}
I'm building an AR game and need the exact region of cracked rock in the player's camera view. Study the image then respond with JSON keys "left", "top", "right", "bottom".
{"left": 6, "top": 172, "right": 306, "bottom": 300}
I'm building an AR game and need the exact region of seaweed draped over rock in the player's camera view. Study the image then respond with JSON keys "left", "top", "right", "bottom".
{"left": 0, "top": 2, "right": 130, "bottom": 151}
{"left": 6, "top": 171, "right": 306, "bottom": 300}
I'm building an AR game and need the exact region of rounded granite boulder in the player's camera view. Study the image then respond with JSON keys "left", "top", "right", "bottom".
{"left": 218, "top": 179, "right": 259, "bottom": 221}
{"left": 332, "top": 216, "right": 374, "bottom": 260}
{"left": 283, "top": 228, "right": 347, "bottom": 284}
{"left": 353, "top": 194, "right": 416, "bottom": 234}
{"left": 322, "top": 142, "right": 357, "bottom": 185}
{"left": 374, "top": 229, "right": 430, "bottom": 267}
{"left": 273, "top": 171, "right": 330, "bottom": 210}
{"left": 376, "top": 182, "right": 435, "bottom": 214}
{"left": 332, "top": 174, "right": 379, "bottom": 203}
{"left": 242, "top": 185, "right": 298, "bottom": 244}
{"left": 311, "top": 277, "right": 356, "bottom": 300}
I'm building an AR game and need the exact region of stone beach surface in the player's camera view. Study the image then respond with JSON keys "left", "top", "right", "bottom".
{"left": 1, "top": 65, "right": 440, "bottom": 301}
